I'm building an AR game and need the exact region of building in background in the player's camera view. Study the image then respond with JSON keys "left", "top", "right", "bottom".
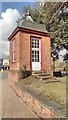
{"left": 2, "top": 59, "right": 9, "bottom": 70}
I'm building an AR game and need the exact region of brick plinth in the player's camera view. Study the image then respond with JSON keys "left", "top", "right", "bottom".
{"left": 12, "top": 85, "right": 59, "bottom": 119}
{"left": 8, "top": 70, "right": 22, "bottom": 84}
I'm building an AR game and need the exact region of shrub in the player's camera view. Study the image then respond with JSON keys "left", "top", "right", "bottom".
{"left": 22, "top": 65, "right": 31, "bottom": 79}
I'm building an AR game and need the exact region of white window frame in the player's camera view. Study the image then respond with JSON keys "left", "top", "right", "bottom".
{"left": 31, "top": 37, "right": 41, "bottom": 62}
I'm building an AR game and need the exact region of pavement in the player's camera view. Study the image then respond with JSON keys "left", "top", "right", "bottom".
{"left": 0, "top": 71, "right": 67, "bottom": 119}
{"left": 0, "top": 72, "right": 39, "bottom": 119}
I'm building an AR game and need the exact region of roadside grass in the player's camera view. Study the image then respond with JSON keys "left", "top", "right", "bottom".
{"left": 18, "top": 75, "right": 67, "bottom": 106}
{"left": 51, "top": 60, "right": 68, "bottom": 71}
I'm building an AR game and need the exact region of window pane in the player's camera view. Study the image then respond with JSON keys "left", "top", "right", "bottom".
{"left": 32, "top": 44, "right": 34, "bottom": 48}
{"left": 38, "top": 58, "right": 39, "bottom": 62}
{"left": 32, "top": 58, "right": 34, "bottom": 62}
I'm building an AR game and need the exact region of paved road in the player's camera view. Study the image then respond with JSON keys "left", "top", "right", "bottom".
{"left": 0, "top": 71, "right": 8, "bottom": 80}
{"left": 0, "top": 72, "right": 2, "bottom": 80}
{"left": 0, "top": 72, "right": 39, "bottom": 118}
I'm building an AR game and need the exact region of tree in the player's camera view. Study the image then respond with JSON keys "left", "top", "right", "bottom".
{"left": 20, "top": 2, "right": 68, "bottom": 61}
{"left": 30, "top": 2, "right": 68, "bottom": 49}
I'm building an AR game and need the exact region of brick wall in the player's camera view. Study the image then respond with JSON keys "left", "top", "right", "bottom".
{"left": 20, "top": 32, "right": 51, "bottom": 71}
{"left": 8, "top": 70, "right": 22, "bottom": 83}
{"left": 12, "top": 84, "right": 58, "bottom": 118}
{"left": 9, "top": 32, "right": 21, "bottom": 70}
{"left": 9, "top": 30, "right": 51, "bottom": 81}
{"left": 20, "top": 32, "right": 31, "bottom": 70}
{"left": 41, "top": 36, "right": 51, "bottom": 71}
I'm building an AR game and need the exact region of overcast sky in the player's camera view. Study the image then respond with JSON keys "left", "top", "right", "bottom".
{"left": 0, "top": 1, "right": 35, "bottom": 59}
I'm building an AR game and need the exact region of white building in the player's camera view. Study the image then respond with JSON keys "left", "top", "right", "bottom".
{"left": 3, "top": 59, "right": 9, "bottom": 70}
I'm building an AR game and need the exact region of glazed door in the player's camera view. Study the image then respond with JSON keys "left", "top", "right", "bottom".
{"left": 31, "top": 37, "right": 41, "bottom": 71}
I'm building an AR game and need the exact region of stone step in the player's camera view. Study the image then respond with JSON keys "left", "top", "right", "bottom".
{"left": 32, "top": 71, "right": 51, "bottom": 76}
{"left": 32, "top": 71, "right": 46, "bottom": 75}
{"left": 41, "top": 78, "right": 59, "bottom": 83}
{"left": 36, "top": 76, "right": 58, "bottom": 82}
{"left": 35, "top": 75, "right": 53, "bottom": 80}
{"left": 33, "top": 73, "right": 51, "bottom": 77}
{"left": 41, "top": 76, "right": 53, "bottom": 80}
{"left": 38, "top": 73, "right": 51, "bottom": 76}
{"left": 32, "top": 71, "right": 53, "bottom": 81}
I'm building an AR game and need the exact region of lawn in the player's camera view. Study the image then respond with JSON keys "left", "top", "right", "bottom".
{"left": 19, "top": 75, "right": 67, "bottom": 106}
{"left": 51, "top": 60, "right": 68, "bottom": 71}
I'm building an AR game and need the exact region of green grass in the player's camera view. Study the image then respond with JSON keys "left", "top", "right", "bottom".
{"left": 19, "top": 75, "right": 67, "bottom": 106}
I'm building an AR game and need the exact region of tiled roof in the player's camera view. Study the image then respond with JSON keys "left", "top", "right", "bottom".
{"left": 17, "top": 19, "right": 48, "bottom": 33}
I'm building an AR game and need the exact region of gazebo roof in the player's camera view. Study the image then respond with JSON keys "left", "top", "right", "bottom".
{"left": 17, "top": 19, "right": 48, "bottom": 34}
{"left": 8, "top": 13, "right": 49, "bottom": 40}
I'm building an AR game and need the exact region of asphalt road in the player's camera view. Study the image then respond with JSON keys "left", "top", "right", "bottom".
{"left": 0, "top": 72, "right": 39, "bottom": 119}
{"left": 0, "top": 71, "right": 8, "bottom": 80}
{"left": 0, "top": 72, "right": 2, "bottom": 80}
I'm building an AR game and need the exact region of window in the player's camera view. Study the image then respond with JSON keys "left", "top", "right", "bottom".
{"left": 12, "top": 40, "right": 15, "bottom": 62}
{"left": 32, "top": 38, "right": 39, "bottom": 48}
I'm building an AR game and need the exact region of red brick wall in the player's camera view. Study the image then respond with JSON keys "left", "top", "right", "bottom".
{"left": 41, "top": 36, "right": 51, "bottom": 71}
{"left": 19, "top": 32, "right": 51, "bottom": 71}
{"left": 8, "top": 70, "right": 19, "bottom": 83}
{"left": 9, "top": 32, "right": 21, "bottom": 70}
{"left": 20, "top": 32, "right": 31, "bottom": 70}
{"left": 12, "top": 85, "right": 57, "bottom": 118}
{"left": 8, "top": 70, "right": 22, "bottom": 83}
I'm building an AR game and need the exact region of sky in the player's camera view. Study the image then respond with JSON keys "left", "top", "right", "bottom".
{"left": 0, "top": 1, "right": 35, "bottom": 59}
{"left": 2, "top": 2, "right": 35, "bottom": 12}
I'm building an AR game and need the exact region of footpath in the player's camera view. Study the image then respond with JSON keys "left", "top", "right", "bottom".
{"left": 2, "top": 78, "right": 39, "bottom": 118}
{"left": 11, "top": 80, "right": 66, "bottom": 119}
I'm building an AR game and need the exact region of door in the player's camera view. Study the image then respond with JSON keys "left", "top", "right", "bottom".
{"left": 31, "top": 37, "right": 41, "bottom": 71}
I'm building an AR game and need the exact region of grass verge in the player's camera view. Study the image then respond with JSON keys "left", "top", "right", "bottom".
{"left": 17, "top": 75, "right": 67, "bottom": 106}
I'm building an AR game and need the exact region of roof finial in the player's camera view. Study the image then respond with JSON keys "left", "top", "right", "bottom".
{"left": 26, "top": 10, "right": 34, "bottom": 22}
{"left": 27, "top": 10, "right": 30, "bottom": 16}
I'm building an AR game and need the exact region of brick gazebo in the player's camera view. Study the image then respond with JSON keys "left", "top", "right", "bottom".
{"left": 8, "top": 13, "right": 51, "bottom": 81}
